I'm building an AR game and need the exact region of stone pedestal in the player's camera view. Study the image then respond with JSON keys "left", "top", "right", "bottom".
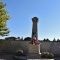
{"left": 29, "top": 43, "right": 40, "bottom": 54}
{"left": 28, "top": 43, "right": 41, "bottom": 59}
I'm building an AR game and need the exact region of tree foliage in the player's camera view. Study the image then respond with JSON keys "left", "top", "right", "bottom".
{"left": 0, "top": 1, "right": 10, "bottom": 36}
{"left": 57, "top": 39, "right": 60, "bottom": 41}
{"left": 43, "top": 38, "right": 50, "bottom": 41}
{"left": 53, "top": 38, "right": 56, "bottom": 41}
{"left": 24, "top": 37, "right": 31, "bottom": 41}
{"left": 5, "top": 37, "right": 17, "bottom": 40}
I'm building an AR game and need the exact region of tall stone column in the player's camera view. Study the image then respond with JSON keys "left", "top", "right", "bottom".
{"left": 31, "top": 17, "right": 39, "bottom": 45}
{"left": 28, "top": 17, "right": 41, "bottom": 59}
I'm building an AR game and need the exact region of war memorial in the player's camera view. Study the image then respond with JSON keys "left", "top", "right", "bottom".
{"left": 0, "top": 17, "right": 60, "bottom": 60}
{"left": 14, "top": 17, "right": 54, "bottom": 60}
{"left": 28, "top": 17, "right": 41, "bottom": 59}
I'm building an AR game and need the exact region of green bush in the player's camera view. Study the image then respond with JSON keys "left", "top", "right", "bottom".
{"left": 16, "top": 50, "right": 23, "bottom": 56}
{"left": 41, "top": 52, "right": 54, "bottom": 59}
{"left": 48, "top": 53, "right": 54, "bottom": 58}
{"left": 41, "top": 52, "right": 49, "bottom": 58}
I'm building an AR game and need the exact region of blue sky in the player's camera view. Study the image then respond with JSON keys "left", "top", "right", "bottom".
{"left": 1, "top": 0, "right": 60, "bottom": 40}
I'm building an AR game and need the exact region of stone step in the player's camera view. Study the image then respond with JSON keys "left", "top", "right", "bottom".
{"left": 27, "top": 53, "right": 41, "bottom": 59}
{"left": 27, "top": 59, "right": 54, "bottom": 60}
{"left": 14, "top": 56, "right": 54, "bottom": 60}
{"left": 0, "top": 59, "right": 6, "bottom": 60}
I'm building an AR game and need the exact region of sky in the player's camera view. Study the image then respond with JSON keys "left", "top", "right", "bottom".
{"left": 1, "top": 0, "right": 60, "bottom": 40}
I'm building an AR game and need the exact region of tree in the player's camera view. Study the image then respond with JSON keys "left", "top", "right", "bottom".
{"left": 43, "top": 38, "right": 46, "bottom": 41}
{"left": 17, "top": 37, "right": 20, "bottom": 40}
{"left": 53, "top": 38, "right": 56, "bottom": 41}
{"left": 57, "top": 39, "right": 60, "bottom": 42}
{"left": 5, "top": 37, "right": 17, "bottom": 40}
{"left": 24, "top": 37, "right": 31, "bottom": 41}
{"left": 46, "top": 38, "right": 50, "bottom": 41}
{"left": 43, "top": 38, "right": 50, "bottom": 41}
{"left": 0, "top": 0, "right": 10, "bottom": 36}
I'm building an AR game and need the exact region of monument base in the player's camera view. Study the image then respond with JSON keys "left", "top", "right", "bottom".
{"left": 28, "top": 42, "right": 41, "bottom": 59}
{"left": 27, "top": 53, "right": 41, "bottom": 59}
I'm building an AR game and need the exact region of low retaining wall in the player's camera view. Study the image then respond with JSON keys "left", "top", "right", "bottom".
{"left": 0, "top": 40, "right": 60, "bottom": 56}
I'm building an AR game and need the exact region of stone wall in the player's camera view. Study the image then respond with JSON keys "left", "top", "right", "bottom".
{"left": 0, "top": 40, "right": 60, "bottom": 56}
{"left": 0, "top": 40, "right": 29, "bottom": 53}
{"left": 41, "top": 41, "right": 60, "bottom": 56}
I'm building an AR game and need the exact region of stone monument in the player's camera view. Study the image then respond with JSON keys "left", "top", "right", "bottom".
{"left": 28, "top": 17, "right": 41, "bottom": 59}
{"left": 31, "top": 17, "right": 39, "bottom": 45}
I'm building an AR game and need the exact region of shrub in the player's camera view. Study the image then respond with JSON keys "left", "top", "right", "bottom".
{"left": 16, "top": 50, "right": 23, "bottom": 56}
{"left": 41, "top": 52, "right": 54, "bottom": 59}
{"left": 48, "top": 53, "right": 54, "bottom": 58}
{"left": 41, "top": 52, "right": 49, "bottom": 58}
